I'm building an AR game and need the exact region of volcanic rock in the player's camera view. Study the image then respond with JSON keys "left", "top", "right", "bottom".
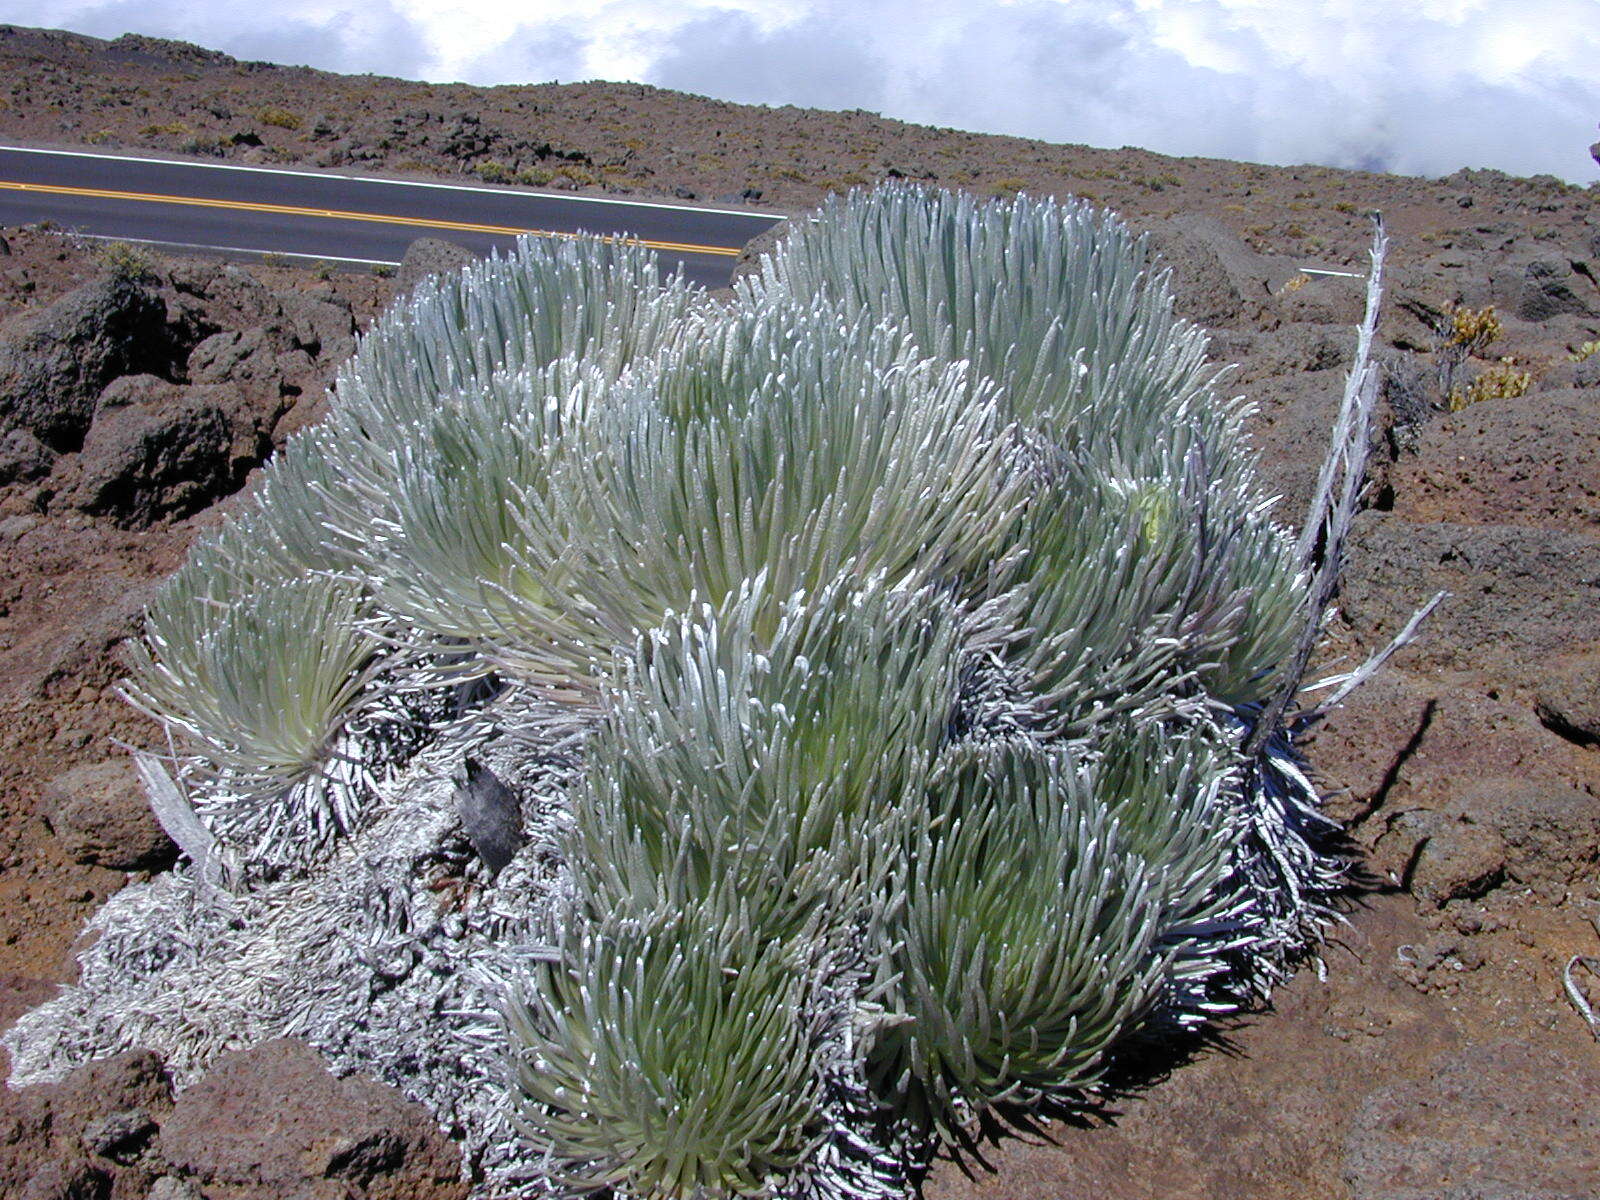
{"left": 159, "top": 1040, "right": 464, "bottom": 1198}
{"left": 397, "top": 238, "right": 475, "bottom": 295}
{"left": 41, "top": 759, "right": 175, "bottom": 871}
{"left": 0, "top": 275, "right": 166, "bottom": 448}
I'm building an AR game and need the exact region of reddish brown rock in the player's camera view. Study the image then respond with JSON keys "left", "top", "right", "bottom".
{"left": 1387, "top": 388, "right": 1600, "bottom": 534}
{"left": 0, "top": 1051, "right": 174, "bottom": 1200}
{"left": 1535, "top": 650, "right": 1600, "bottom": 746}
{"left": 160, "top": 1040, "right": 464, "bottom": 1199}
{"left": 396, "top": 239, "right": 475, "bottom": 296}
{"left": 1337, "top": 517, "right": 1600, "bottom": 689}
{"left": 68, "top": 374, "right": 281, "bottom": 527}
{"left": 1371, "top": 809, "right": 1506, "bottom": 905}
{"left": 41, "top": 759, "right": 175, "bottom": 872}
{"left": 1446, "top": 775, "right": 1600, "bottom": 887}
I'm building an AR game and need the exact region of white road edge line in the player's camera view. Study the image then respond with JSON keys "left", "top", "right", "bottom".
{"left": 65, "top": 231, "right": 402, "bottom": 267}
{"left": 0, "top": 143, "right": 779, "bottom": 221}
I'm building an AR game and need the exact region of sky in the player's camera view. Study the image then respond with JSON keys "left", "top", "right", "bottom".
{"left": 5, "top": 0, "right": 1599, "bottom": 182}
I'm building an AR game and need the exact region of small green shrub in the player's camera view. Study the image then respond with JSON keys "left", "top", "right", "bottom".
{"left": 1448, "top": 356, "right": 1533, "bottom": 410}
{"left": 96, "top": 240, "right": 155, "bottom": 282}
{"left": 1436, "top": 302, "right": 1506, "bottom": 401}
{"left": 474, "top": 159, "right": 512, "bottom": 184}
{"left": 257, "top": 106, "right": 302, "bottom": 130}
{"left": 1447, "top": 303, "right": 1503, "bottom": 354}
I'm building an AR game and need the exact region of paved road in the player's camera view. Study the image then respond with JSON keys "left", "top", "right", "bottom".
{"left": 0, "top": 144, "right": 783, "bottom": 287}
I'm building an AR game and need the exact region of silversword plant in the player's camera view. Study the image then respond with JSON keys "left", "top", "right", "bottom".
{"left": 6, "top": 185, "right": 1396, "bottom": 1199}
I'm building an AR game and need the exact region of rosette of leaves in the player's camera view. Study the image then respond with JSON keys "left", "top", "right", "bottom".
{"left": 122, "top": 184, "right": 1365, "bottom": 1198}
{"left": 124, "top": 237, "right": 698, "bottom": 862}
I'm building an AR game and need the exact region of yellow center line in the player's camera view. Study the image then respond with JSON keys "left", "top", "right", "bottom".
{"left": 0, "top": 179, "right": 743, "bottom": 257}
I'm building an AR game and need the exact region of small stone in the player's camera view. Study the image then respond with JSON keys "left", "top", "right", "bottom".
{"left": 81, "top": 1107, "right": 156, "bottom": 1162}
{"left": 1410, "top": 820, "right": 1506, "bottom": 907}
{"left": 1534, "top": 653, "right": 1600, "bottom": 746}
{"left": 0, "top": 513, "right": 41, "bottom": 540}
{"left": 21, "top": 1159, "right": 110, "bottom": 1200}
{"left": 42, "top": 759, "right": 177, "bottom": 871}
{"left": 453, "top": 757, "right": 523, "bottom": 875}
{"left": 396, "top": 238, "right": 475, "bottom": 295}
{"left": 145, "top": 1180, "right": 204, "bottom": 1200}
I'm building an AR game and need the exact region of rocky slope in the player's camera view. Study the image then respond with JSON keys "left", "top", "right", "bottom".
{"left": 0, "top": 22, "right": 1597, "bottom": 1200}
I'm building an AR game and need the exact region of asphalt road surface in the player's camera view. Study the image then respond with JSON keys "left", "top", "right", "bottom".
{"left": 0, "top": 144, "right": 783, "bottom": 287}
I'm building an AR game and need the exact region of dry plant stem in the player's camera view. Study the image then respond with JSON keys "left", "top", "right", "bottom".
{"left": 1245, "top": 216, "right": 1387, "bottom": 758}
{"left": 1298, "top": 590, "right": 1446, "bottom": 724}
{"left": 1565, "top": 956, "right": 1600, "bottom": 1041}
{"left": 1563, "top": 911, "right": 1600, "bottom": 1041}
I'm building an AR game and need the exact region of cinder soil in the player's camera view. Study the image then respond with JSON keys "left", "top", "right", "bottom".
{"left": 0, "top": 21, "right": 1597, "bottom": 1200}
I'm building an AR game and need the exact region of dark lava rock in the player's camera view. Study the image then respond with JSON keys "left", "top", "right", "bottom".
{"left": 18, "top": 1159, "right": 111, "bottom": 1200}
{"left": 1231, "top": 322, "right": 1355, "bottom": 383}
{"left": 1275, "top": 268, "right": 1368, "bottom": 327}
{"left": 1487, "top": 256, "right": 1597, "bottom": 322}
{"left": 41, "top": 758, "right": 175, "bottom": 871}
{"left": 79, "top": 1108, "right": 156, "bottom": 1163}
{"left": 453, "top": 757, "right": 524, "bottom": 874}
{"left": 71, "top": 375, "right": 276, "bottom": 526}
{"left": 1534, "top": 331, "right": 1600, "bottom": 390}
{"left": 0, "top": 1051, "right": 175, "bottom": 1199}
{"left": 158, "top": 261, "right": 353, "bottom": 377}
{"left": 397, "top": 237, "right": 476, "bottom": 295}
{"left": 275, "top": 291, "right": 357, "bottom": 363}
{"left": 728, "top": 220, "right": 787, "bottom": 291}
{"left": 49, "top": 1050, "right": 174, "bottom": 1127}
{"left": 1343, "top": 1039, "right": 1600, "bottom": 1199}
{"left": 0, "top": 426, "right": 54, "bottom": 485}
{"left": 186, "top": 326, "right": 277, "bottom": 385}
{"left": 1242, "top": 367, "right": 1402, "bottom": 530}
{"left": 1372, "top": 809, "right": 1505, "bottom": 905}
{"left": 160, "top": 1039, "right": 464, "bottom": 1197}
{"left": 0, "top": 275, "right": 166, "bottom": 449}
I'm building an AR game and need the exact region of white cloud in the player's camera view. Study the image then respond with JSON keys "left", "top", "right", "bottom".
{"left": 5, "top": 0, "right": 1597, "bottom": 180}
